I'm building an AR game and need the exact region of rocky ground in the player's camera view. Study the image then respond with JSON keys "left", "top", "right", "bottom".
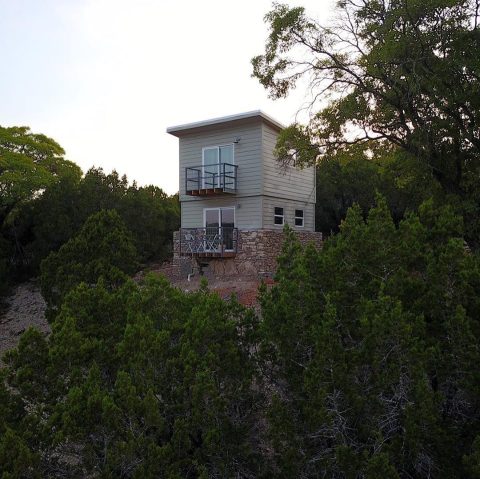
{"left": 144, "top": 260, "right": 272, "bottom": 307}
{"left": 169, "top": 276, "right": 268, "bottom": 307}
{"left": 0, "top": 280, "right": 49, "bottom": 366}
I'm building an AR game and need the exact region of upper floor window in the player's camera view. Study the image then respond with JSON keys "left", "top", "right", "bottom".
{"left": 274, "top": 207, "right": 284, "bottom": 226}
{"left": 295, "top": 209, "right": 304, "bottom": 227}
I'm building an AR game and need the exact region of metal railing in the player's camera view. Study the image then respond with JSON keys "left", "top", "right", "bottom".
{"left": 180, "top": 227, "right": 238, "bottom": 256}
{"left": 185, "top": 163, "right": 238, "bottom": 193}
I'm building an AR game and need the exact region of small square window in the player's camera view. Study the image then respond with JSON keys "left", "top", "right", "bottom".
{"left": 274, "top": 207, "right": 284, "bottom": 225}
{"left": 295, "top": 209, "right": 304, "bottom": 227}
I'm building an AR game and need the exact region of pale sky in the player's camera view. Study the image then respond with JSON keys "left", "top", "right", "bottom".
{"left": 0, "top": 0, "right": 335, "bottom": 194}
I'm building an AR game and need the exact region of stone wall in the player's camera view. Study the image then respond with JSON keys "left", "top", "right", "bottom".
{"left": 173, "top": 229, "right": 323, "bottom": 279}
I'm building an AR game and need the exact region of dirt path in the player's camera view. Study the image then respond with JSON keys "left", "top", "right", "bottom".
{"left": 0, "top": 281, "right": 49, "bottom": 365}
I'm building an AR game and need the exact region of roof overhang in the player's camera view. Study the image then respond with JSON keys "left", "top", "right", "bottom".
{"left": 166, "top": 110, "right": 284, "bottom": 137}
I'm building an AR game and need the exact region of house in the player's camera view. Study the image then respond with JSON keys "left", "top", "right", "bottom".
{"left": 167, "top": 110, "right": 322, "bottom": 278}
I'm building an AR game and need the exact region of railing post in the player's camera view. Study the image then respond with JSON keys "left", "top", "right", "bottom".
{"left": 221, "top": 227, "right": 224, "bottom": 256}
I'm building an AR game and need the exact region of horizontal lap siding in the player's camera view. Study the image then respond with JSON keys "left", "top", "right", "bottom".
{"left": 181, "top": 196, "right": 263, "bottom": 229}
{"left": 262, "top": 123, "right": 316, "bottom": 204}
{"left": 176, "top": 118, "right": 315, "bottom": 231}
{"left": 262, "top": 196, "right": 315, "bottom": 231}
{"left": 179, "top": 121, "right": 263, "bottom": 201}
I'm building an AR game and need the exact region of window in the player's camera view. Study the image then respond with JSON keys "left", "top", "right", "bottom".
{"left": 295, "top": 209, "right": 304, "bottom": 227}
{"left": 274, "top": 207, "right": 284, "bottom": 226}
{"left": 204, "top": 207, "right": 235, "bottom": 251}
{"left": 202, "top": 145, "right": 234, "bottom": 188}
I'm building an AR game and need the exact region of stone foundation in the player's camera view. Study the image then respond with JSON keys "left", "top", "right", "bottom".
{"left": 172, "top": 229, "right": 323, "bottom": 279}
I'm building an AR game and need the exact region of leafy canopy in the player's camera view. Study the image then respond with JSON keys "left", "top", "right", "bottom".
{"left": 0, "top": 125, "right": 80, "bottom": 221}
{"left": 252, "top": 1, "right": 480, "bottom": 197}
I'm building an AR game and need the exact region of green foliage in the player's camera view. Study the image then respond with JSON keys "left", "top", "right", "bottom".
{"left": 0, "top": 428, "right": 39, "bottom": 479}
{"left": 0, "top": 125, "right": 80, "bottom": 215}
{"left": 2, "top": 276, "right": 262, "bottom": 478}
{"left": 0, "top": 123, "right": 179, "bottom": 296}
{"left": 0, "top": 125, "right": 82, "bottom": 290}
{"left": 40, "top": 209, "right": 138, "bottom": 318}
{"left": 24, "top": 168, "right": 179, "bottom": 273}
{"left": 259, "top": 196, "right": 480, "bottom": 477}
{"left": 315, "top": 146, "right": 440, "bottom": 234}
{"left": 253, "top": 0, "right": 480, "bottom": 243}
{"left": 0, "top": 158, "right": 179, "bottom": 298}
{"left": 3, "top": 196, "right": 480, "bottom": 476}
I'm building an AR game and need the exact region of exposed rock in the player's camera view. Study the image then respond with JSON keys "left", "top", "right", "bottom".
{"left": 0, "top": 281, "right": 49, "bottom": 365}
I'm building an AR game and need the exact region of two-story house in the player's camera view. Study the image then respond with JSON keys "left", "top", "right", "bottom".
{"left": 167, "top": 110, "right": 322, "bottom": 278}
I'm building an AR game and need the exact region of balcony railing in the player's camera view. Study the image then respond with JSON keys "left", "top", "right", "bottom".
{"left": 185, "top": 163, "right": 237, "bottom": 196}
{"left": 179, "top": 227, "right": 238, "bottom": 257}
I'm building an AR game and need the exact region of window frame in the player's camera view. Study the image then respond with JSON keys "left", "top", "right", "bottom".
{"left": 201, "top": 144, "right": 235, "bottom": 189}
{"left": 274, "top": 206, "right": 284, "bottom": 226}
{"left": 294, "top": 209, "right": 304, "bottom": 228}
{"left": 203, "top": 207, "right": 236, "bottom": 252}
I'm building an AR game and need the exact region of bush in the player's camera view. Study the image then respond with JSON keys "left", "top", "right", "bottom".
{"left": 40, "top": 209, "right": 138, "bottom": 318}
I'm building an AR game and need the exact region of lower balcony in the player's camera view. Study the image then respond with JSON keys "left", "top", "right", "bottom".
{"left": 179, "top": 227, "right": 238, "bottom": 257}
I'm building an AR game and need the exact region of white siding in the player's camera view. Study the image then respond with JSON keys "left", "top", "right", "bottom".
{"left": 262, "top": 196, "right": 315, "bottom": 231}
{"left": 262, "top": 123, "right": 316, "bottom": 203}
{"left": 179, "top": 120, "right": 263, "bottom": 201}
{"left": 174, "top": 115, "right": 316, "bottom": 231}
{"left": 181, "top": 196, "right": 263, "bottom": 229}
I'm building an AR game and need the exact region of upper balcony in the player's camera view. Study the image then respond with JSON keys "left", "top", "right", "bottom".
{"left": 185, "top": 163, "right": 238, "bottom": 196}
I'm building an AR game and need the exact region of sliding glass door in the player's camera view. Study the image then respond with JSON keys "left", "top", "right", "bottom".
{"left": 202, "top": 145, "right": 234, "bottom": 189}
{"left": 202, "top": 148, "right": 219, "bottom": 188}
{"left": 204, "top": 207, "right": 235, "bottom": 251}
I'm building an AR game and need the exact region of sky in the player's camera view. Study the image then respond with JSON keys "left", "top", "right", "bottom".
{"left": 0, "top": 0, "right": 335, "bottom": 194}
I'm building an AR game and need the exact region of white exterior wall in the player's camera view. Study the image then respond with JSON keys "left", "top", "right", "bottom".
{"left": 262, "top": 196, "right": 315, "bottom": 231}
{"left": 173, "top": 114, "right": 316, "bottom": 231}
{"left": 262, "top": 123, "right": 316, "bottom": 203}
{"left": 179, "top": 120, "right": 263, "bottom": 201}
{"left": 181, "top": 196, "right": 263, "bottom": 230}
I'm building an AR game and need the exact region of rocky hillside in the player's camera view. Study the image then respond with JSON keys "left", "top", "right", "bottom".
{"left": 0, "top": 281, "right": 49, "bottom": 365}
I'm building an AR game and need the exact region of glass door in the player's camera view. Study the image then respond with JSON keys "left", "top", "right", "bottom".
{"left": 204, "top": 208, "right": 235, "bottom": 252}
{"left": 204, "top": 208, "right": 220, "bottom": 252}
{"left": 219, "top": 145, "right": 234, "bottom": 189}
{"left": 203, "top": 145, "right": 234, "bottom": 189}
{"left": 220, "top": 207, "right": 235, "bottom": 251}
{"left": 202, "top": 147, "right": 219, "bottom": 188}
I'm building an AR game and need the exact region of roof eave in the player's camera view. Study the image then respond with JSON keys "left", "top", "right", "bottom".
{"left": 166, "top": 110, "right": 284, "bottom": 137}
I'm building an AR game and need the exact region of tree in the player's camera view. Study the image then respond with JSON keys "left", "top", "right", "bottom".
{"left": 252, "top": 1, "right": 480, "bottom": 238}
{"left": 118, "top": 185, "right": 180, "bottom": 263}
{"left": 19, "top": 167, "right": 180, "bottom": 275}
{"left": 0, "top": 126, "right": 80, "bottom": 217}
{"left": 258, "top": 198, "right": 480, "bottom": 476}
{"left": 0, "top": 126, "right": 82, "bottom": 287}
{"left": 2, "top": 276, "right": 263, "bottom": 478}
{"left": 315, "top": 145, "right": 440, "bottom": 234}
{"left": 40, "top": 209, "right": 138, "bottom": 318}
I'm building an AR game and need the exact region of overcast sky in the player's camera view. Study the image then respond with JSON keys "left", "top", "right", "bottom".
{"left": 0, "top": 0, "right": 335, "bottom": 194}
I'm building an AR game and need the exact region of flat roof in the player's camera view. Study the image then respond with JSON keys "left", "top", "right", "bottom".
{"left": 166, "top": 110, "right": 284, "bottom": 136}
